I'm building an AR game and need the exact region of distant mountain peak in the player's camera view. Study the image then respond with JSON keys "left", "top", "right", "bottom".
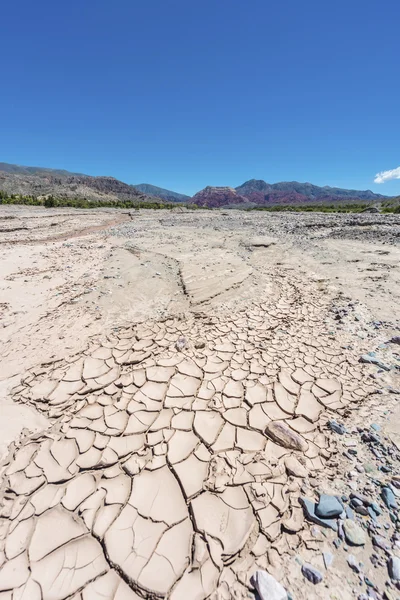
{"left": 202, "top": 186, "right": 237, "bottom": 193}
{"left": 192, "top": 186, "right": 247, "bottom": 208}
{"left": 133, "top": 183, "right": 190, "bottom": 202}
{"left": 194, "top": 178, "right": 388, "bottom": 208}
{"left": 236, "top": 180, "right": 271, "bottom": 193}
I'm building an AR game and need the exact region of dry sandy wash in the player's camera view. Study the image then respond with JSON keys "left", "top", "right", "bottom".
{"left": 0, "top": 206, "right": 399, "bottom": 600}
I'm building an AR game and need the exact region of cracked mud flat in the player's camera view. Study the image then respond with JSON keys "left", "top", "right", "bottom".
{"left": 0, "top": 207, "right": 399, "bottom": 600}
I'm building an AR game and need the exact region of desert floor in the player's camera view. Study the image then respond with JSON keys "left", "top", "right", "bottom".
{"left": 0, "top": 206, "right": 399, "bottom": 600}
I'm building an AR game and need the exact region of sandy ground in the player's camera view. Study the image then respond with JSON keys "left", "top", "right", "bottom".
{"left": 0, "top": 205, "right": 399, "bottom": 600}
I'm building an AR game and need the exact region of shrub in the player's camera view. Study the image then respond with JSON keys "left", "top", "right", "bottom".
{"left": 44, "top": 196, "right": 56, "bottom": 208}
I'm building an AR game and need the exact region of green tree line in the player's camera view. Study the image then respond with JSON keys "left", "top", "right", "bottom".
{"left": 0, "top": 191, "right": 201, "bottom": 210}
{"left": 0, "top": 190, "right": 399, "bottom": 213}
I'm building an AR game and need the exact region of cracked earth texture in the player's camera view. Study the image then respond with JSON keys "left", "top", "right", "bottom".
{"left": 0, "top": 207, "right": 399, "bottom": 600}
{"left": 1, "top": 279, "right": 374, "bottom": 598}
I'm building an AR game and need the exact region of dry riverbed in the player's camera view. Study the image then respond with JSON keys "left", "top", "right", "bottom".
{"left": 0, "top": 205, "right": 399, "bottom": 600}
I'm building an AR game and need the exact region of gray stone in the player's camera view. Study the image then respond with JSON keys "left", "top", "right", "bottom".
{"left": 264, "top": 421, "right": 308, "bottom": 452}
{"left": 175, "top": 337, "right": 187, "bottom": 351}
{"left": 350, "top": 492, "right": 373, "bottom": 507}
{"left": 347, "top": 554, "right": 361, "bottom": 573}
{"left": 323, "top": 552, "right": 334, "bottom": 569}
{"left": 310, "top": 526, "right": 321, "bottom": 538}
{"left": 372, "top": 535, "right": 390, "bottom": 551}
{"left": 299, "top": 497, "right": 338, "bottom": 531}
{"left": 359, "top": 355, "right": 391, "bottom": 371}
{"left": 343, "top": 519, "right": 366, "bottom": 546}
{"left": 350, "top": 498, "right": 363, "bottom": 508}
{"left": 315, "top": 494, "right": 343, "bottom": 519}
{"left": 250, "top": 570, "right": 288, "bottom": 600}
{"left": 382, "top": 487, "right": 398, "bottom": 510}
{"left": 371, "top": 502, "right": 382, "bottom": 516}
{"left": 329, "top": 420, "right": 347, "bottom": 435}
{"left": 301, "top": 563, "right": 323, "bottom": 584}
{"left": 355, "top": 505, "right": 369, "bottom": 516}
{"left": 284, "top": 456, "right": 308, "bottom": 478}
{"left": 388, "top": 556, "right": 400, "bottom": 581}
{"left": 363, "top": 463, "right": 376, "bottom": 474}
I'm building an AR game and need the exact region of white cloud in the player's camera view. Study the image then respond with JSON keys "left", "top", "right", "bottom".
{"left": 374, "top": 166, "right": 400, "bottom": 184}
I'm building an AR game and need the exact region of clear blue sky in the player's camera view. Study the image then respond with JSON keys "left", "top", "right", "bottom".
{"left": 1, "top": 0, "right": 399, "bottom": 196}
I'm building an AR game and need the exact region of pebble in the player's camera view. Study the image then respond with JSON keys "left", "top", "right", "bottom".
{"left": 299, "top": 497, "right": 338, "bottom": 531}
{"left": 371, "top": 503, "right": 382, "bottom": 516}
{"left": 329, "top": 420, "right": 347, "bottom": 435}
{"left": 350, "top": 492, "right": 373, "bottom": 507}
{"left": 175, "top": 337, "right": 187, "bottom": 351}
{"left": 323, "top": 552, "right": 334, "bottom": 568}
{"left": 364, "top": 463, "right": 377, "bottom": 474}
{"left": 359, "top": 355, "right": 391, "bottom": 371}
{"left": 351, "top": 498, "right": 363, "bottom": 508}
{"left": 364, "top": 576, "right": 376, "bottom": 588}
{"left": 301, "top": 563, "right": 323, "bottom": 584}
{"left": 372, "top": 535, "right": 390, "bottom": 551}
{"left": 368, "top": 507, "right": 377, "bottom": 520}
{"left": 284, "top": 456, "right": 308, "bottom": 478}
{"left": 382, "top": 487, "right": 398, "bottom": 510}
{"left": 388, "top": 386, "right": 400, "bottom": 395}
{"left": 388, "top": 556, "right": 400, "bottom": 581}
{"left": 338, "top": 520, "right": 345, "bottom": 540}
{"left": 310, "top": 526, "right": 321, "bottom": 538}
{"left": 355, "top": 506, "right": 369, "bottom": 516}
{"left": 347, "top": 554, "right": 361, "bottom": 573}
{"left": 343, "top": 519, "right": 366, "bottom": 546}
{"left": 250, "top": 570, "right": 288, "bottom": 600}
{"left": 315, "top": 494, "right": 344, "bottom": 519}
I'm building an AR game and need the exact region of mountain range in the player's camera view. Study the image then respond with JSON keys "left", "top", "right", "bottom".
{"left": 0, "top": 163, "right": 387, "bottom": 207}
{"left": 192, "top": 180, "right": 386, "bottom": 208}
{"left": 0, "top": 163, "right": 155, "bottom": 204}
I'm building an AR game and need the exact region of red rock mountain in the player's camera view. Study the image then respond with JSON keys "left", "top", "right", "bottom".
{"left": 192, "top": 186, "right": 250, "bottom": 208}
{"left": 192, "top": 179, "right": 386, "bottom": 208}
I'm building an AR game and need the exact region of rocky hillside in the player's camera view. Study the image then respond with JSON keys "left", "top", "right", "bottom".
{"left": 236, "top": 179, "right": 385, "bottom": 201}
{"left": 132, "top": 183, "right": 190, "bottom": 203}
{"left": 193, "top": 180, "right": 387, "bottom": 208}
{"left": 235, "top": 179, "right": 386, "bottom": 207}
{"left": 0, "top": 164, "right": 156, "bottom": 204}
{"left": 191, "top": 186, "right": 249, "bottom": 208}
